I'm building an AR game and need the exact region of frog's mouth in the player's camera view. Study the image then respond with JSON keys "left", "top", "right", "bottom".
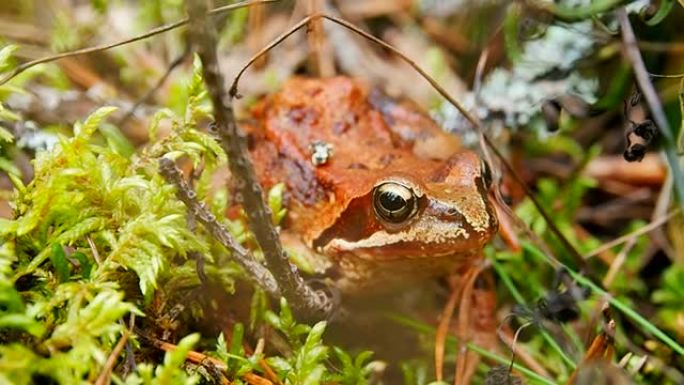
{"left": 320, "top": 219, "right": 494, "bottom": 261}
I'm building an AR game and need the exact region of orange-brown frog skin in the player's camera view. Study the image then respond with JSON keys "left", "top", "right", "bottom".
{"left": 244, "top": 76, "right": 498, "bottom": 293}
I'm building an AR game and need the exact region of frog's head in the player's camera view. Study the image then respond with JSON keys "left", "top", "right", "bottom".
{"left": 313, "top": 150, "right": 498, "bottom": 261}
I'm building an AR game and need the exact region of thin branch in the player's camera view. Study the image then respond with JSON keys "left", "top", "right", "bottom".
{"left": 184, "top": 179, "right": 209, "bottom": 288}
{"left": 473, "top": 48, "right": 490, "bottom": 97}
{"left": 649, "top": 72, "right": 684, "bottom": 78}
{"left": 603, "top": 237, "right": 636, "bottom": 288}
{"left": 583, "top": 208, "right": 680, "bottom": 259}
{"left": 123, "top": 316, "right": 137, "bottom": 372}
{"left": 306, "top": 0, "right": 335, "bottom": 77}
{"left": 137, "top": 328, "right": 271, "bottom": 385}
{"left": 498, "top": 326, "right": 550, "bottom": 378}
{"left": 158, "top": 158, "right": 280, "bottom": 298}
{"left": 0, "top": 0, "right": 278, "bottom": 86}
{"left": 230, "top": 15, "right": 313, "bottom": 98}
{"left": 87, "top": 236, "right": 102, "bottom": 265}
{"left": 118, "top": 51, "right": 188, "bottom": 126}
{"left": 184, "top": 0, "right": 331, "bottom": 319}
{"left": 231, "top": 13, "right": 477, "bottom": 124}
{"left": 618, "top": 8, "right": 684, "bottom": 205}
{"left": 639, "top": 41, "right": 684, "bottom": 53}
{"left": 95, "top": 317, "right": 134, "bottom": 385}
{"left": 229, "top": 12, "right": 588, "bottom": 273}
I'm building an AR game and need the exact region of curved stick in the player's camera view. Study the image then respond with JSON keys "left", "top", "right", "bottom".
{"left": 186, "top": 0, "right": 331, "bottom": 318}
{"left": 229, "top": 12, "right": 588, "bottom": 275}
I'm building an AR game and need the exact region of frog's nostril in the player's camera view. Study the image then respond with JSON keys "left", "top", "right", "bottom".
{"left": 446, "top": 207, "right": 459, "bottom": 216}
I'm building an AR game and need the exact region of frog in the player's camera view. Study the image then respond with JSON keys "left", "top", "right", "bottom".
{"left": 242, "top": 76, "right": 498, "bottom": 293}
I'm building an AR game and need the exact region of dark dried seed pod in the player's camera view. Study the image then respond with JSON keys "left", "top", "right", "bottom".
{"left": 485, "top": 365, "right": 522, "bottom": 385}
{"left": 633, "top": 120, "right": 657, "bottom": 142}
{"left": 624, "top": 120, "right": 657, "bottom": 162}
{"left": 624, "top": 144, "right": 647, "bottom": 162}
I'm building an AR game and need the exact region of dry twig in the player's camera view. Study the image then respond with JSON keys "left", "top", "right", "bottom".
{"left": 95, "top": 331, "right": 130, "bottom": 385}
{"left": 583, "top": 208, "right": 680, "bottom": 259}
{"left": 118, "top": 51, "right": 189, "bottom": 126}
{"left": 95, "top": 315, "right": 135, "bottom": 385}
{"left": 159, "top": 158, "right": 280, "bottom": 297}
{"left": 184, "top": 0, "right": 331, "bottom": 319}
{"left": 138, "top": 330, "right": 274, "bottom": 385}
{"left": 306, "top": 0, "right": 335, "bottom": 77}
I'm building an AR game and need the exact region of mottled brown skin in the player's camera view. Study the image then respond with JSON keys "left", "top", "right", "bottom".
{"left": 244, "top": 77, "right": 497, "bottom": 292}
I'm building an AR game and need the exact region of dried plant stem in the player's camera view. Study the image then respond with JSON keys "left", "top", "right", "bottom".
{"left": 454, "top": 265, "right": 486, "bottom": 385}
{"left": 434, "top": 275, "right": 466, "bottom": 382}
{"left": 603, "top": 238, "right": 636, "bottom": 288}
{"left": 184, "top": 0, "right": 331, "bottom": 318}
{"left": 498, "top": 327, "right": 550, "bottom": 377}
{"left": 306, "top": 0, "right": 335, "bottom": 77}
{"left": 87, "top": 236, "right": 102, "bottom": 265}
{"left": 118, "top": 51, "right": 188, "bottom": 126}
{"left": 584, "top": 208, "right": 679, "bottom": 259}
{"left": 229, "top": 12, "right": 588, "bottom": 274}
{"left": 95, "top": 316, "right": 134, "bottom": 385}
{"left": 247, "top": 2, "right": 267, "bottom": 69}
{"left": 159, "top": 158, "right": 280, "bottom": 297}
{"left": 138, "top": 331, "right": 273, "bottom": 384}
{"left": 95, "top": 330, "right": 130, "bottom": 385}
{"left": 0, "top": 0, "right": 277, "bottom": 86}
{"left": 392, "top": 314, "right": 557, "bottom": 384}
{"left": 618, "top": 8, "right": 684, "bottom": 206}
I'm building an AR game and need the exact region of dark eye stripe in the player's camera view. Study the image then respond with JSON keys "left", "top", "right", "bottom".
{"left": 481, "top": 160, "right": 493, "bottom": 188}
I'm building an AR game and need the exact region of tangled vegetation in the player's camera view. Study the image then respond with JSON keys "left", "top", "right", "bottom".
{"left": 0, "top": 54, "right": 379, "bottom": 384}
{"left": 0, "top": 0, "right": 683, "bottom": 384}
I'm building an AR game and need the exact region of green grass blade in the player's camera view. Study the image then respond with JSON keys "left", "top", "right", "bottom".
{"left": 387, "top": 314, "right": 558, "bottom": 385}
{"left": 522, "top": 242, "right": 684, "bottom": 356}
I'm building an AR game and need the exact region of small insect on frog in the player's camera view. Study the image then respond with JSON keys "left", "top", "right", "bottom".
{"left": 243, "top": 76, "right": 498, "bottom": 292}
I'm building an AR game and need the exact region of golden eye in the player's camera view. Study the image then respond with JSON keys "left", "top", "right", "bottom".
{"left": 372, "top": 182, "right": 418, "bottom": 223}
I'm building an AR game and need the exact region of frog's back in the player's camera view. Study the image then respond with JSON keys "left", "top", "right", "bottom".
{"left": 244, "top": 77, "right": 496, "bottom": 292}
{"left": 246, "top": 77, "right": 463, "bottom": 240}
{"left": 252, "top": 77, "right": 461, "bottom": 162}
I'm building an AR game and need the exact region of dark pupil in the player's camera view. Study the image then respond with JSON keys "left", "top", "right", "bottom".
{"left": 380, "top": 191, "right": 406, "bottom": 211}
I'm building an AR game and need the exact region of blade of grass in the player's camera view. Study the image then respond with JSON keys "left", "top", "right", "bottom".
{"left": 387, "top": 314, "right": 558, "bottom": 385}
{"left": 490, "top": 256, "right": 577, "bottom": 369}
{"left": 522, "top": 242, "right": 684, "bottom": 356}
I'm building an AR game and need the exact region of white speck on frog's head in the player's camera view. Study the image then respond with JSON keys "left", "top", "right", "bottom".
{"left": 308, "top": 140, "right": 334, "bottom": 166}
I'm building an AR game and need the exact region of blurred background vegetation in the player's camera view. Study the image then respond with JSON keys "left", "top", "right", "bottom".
{"left": 0, "top": 0, "right": 683, "bottom": 384}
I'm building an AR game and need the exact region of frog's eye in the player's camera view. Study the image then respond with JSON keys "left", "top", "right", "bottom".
{"left": 372, "top": 182, "right": 418, "bottom": 223}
